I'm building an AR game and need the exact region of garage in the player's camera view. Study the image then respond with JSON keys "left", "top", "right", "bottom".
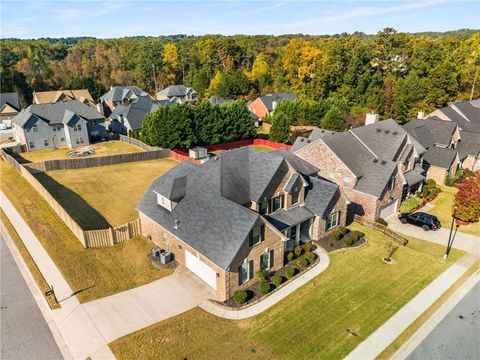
{"left": 185, "top": 250, "right": 217, "bottom": 290}
{"left": 378, "top": 199, "right": 398, "bottom": 219}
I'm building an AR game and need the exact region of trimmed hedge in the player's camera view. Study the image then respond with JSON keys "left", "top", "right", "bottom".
{"left": 285, "top": 266, "right": 295, "bottom": 278}
{"left": 286, "top": 251, "right": 295, "bottom": 262}
{"left": 271, "top": 275, "right": 282, "bottom": 286}
{"left": 260, "top": 282, "right": 271, "bottom": 295}
{"left": 302, "top": 241, "right": 312, "bottom": 252}
{"left": 331, "top": 226, "right": 348, "bottom": 241}
{"left": 294, "top": 245, "right": 303, "bottom": 257}
{"left": 399, "top": 196, "right": 423, "bottom": 214}
{"left": 233, "top": 290, "right": 248, "bottom": 304}
{"left": 296, "top": 256, "right": 309, "bottom": 269}
{"left": 375, "top": 218, "right": 388, "bottom": 226}
{"left": 305, "top": 251, "right": 317, "bottom": 263}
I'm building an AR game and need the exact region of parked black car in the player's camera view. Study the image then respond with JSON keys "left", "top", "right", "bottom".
{"left": 399, "top": 212, "right": 441, "bottom": 231}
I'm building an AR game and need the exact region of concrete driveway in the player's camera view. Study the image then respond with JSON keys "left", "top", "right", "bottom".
{"left": 386, "top": 214, "right": 479, "bottom": 252}
{"left": 83, "top": 266, "right": 217, "bottom": 344}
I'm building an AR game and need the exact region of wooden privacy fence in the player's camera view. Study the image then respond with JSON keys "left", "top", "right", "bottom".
{"left": 118, "top": 134, "right": 163, "bottom": 151}
{"left": 1, "top": 148, "right": 142, "bottom": 248}
{"left": 353, "top": 215, "right": 409, "bottom": 245}
{"left": 23, "top": 148, "right": 170, "bottom": 172}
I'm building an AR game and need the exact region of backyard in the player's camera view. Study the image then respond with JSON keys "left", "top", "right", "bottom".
{"left": 34, "top": 158, "right": 177, "bottom": 229}
{"left": 109, "top": 223, "right": 463, "bottom": 360}
{"left": 1, "top": 160, "right": 173, "bottom": 302}
{"left": 427, "top": 185, "right": 480, "bottom": 236}
{"left": 18, "top": 140, "right": 144, "bottom": 163}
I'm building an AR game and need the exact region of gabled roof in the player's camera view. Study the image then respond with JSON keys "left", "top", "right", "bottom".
{"left": 292, "top": 128, "right": 336, "bottom": 152}
{"left": 34, "top": 90, "right": 94, "bottom": 104}
{"left": 258, "top": 92, "right": 297, "bottom": 112}
{"left": 0, "top": 92, "right": 20, "bottom": 111}
{"left": 457, "top": 131, "right": 480, "bottom": 159}
{"left": 303, "top": 176, "right": 341, "bottom": 217}
{"left": 403, "top": 117, "right": 457, "bottom": 148}
{"left": 403, "top": 165, "right": 426, "bottom": 186}
{"left": 270, "top": 148, "right": 319, "bottom": 176}
{"left": 100, "top": 86, "right": 148, "bottom": 102}
{"left": 423, "top": 147, "right": 458, "bottom": 169}
{"left": 12, "top": 100, "right": 103, "bottom": 128}
{"left": 436, "top": 99, "right": 480, "bottom": 133}
{"left": 157, "top": 85, "right": 196, "bottom": 98}
{"left": 137, "top": 147, "right": 339, "bottom": 270}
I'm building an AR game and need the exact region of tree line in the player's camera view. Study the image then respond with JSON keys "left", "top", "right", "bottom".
{"left": 1, "top": 29, "right": 479, "bottom": 123}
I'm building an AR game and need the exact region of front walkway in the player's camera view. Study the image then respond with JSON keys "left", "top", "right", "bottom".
{"left": 200, "top": 248, "right": 330, "bottom": 320}
{"left": 1, "top": 190, "right": 214, "bottom": 359}
{"left": 345, "top": 217, "right": 480, "bottom": 360}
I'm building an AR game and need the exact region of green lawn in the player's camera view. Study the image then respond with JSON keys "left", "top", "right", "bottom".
{"left": 35, "top": 158, "right": 177, "bottom": 229}
{"left": 1, "top": 160, "right": 173, "bottom": 303}
{"left": 18, "top": 140, "right": 144, "bottom": 163}
{"left": 249, "top": 145, "right": 274, "bottom": 152}
{"left": 427, "top": 185, "right": 480, "bottom": 236}
{"left": 110, "top": 224, "right": 463, "bottom": 360}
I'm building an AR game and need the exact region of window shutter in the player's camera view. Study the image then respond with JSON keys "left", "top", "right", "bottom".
{"left": 261, "top": 225, "right": 265, "bottom": 242}
{"left": 248, "top": 260, "right": 254, "bottom": 280}
{"left": 337, "top": 211, "right": 341, "bottom": 226}
{"left": 269, "top": 249, "right": 274, "bottom": 268}
{"left": 238, "top": 265, "right": 242, "bottom": 286}
{"left": 248, "top": 231, "right": 253, "bottom": 247}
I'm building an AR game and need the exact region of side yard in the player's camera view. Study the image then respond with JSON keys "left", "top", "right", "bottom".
{"left": 1, "top": 160, "right": 173, "bottom": 303}
{"left": 427, "top": 185, "right": 480, "bottom": 236}
{"left": 109, "top": 223, "right": 463, "bottom": 360}
{"left": 17, "top": 140, "right": 144, "bottom": 163}
{"left": 34, "top": 158, "right": 177, "bottom": 229}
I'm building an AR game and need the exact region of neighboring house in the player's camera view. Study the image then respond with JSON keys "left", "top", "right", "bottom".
{"left": 12, "top": 100, "right": 107, "bottom": 151}
{"left": 403, "top": 117, "right": 461, "bottom": 183}
{"left": 108, "top": 96, "right": 176, "bottom": 135}
{"left": 137, "top": 147, "right": 349, "bottom": 301}
{"left": 156, "top": 85, "right": 197, "bottom": 103}
{"left": 457, "top": 131, "right": 480, "bottom": 172}
{"left": 429, "top": 99, "right": 480, "bottom": 133}
{"left": 33, "top": 89, "right": 95, "bottom": 107}
{"left": 209, "top": 96, "right": 234, "bottom": 105}
{"left": 0, "top": 92, "right": 20, "bottom": 126}
{"left": 293, "top": 118, "right": 426, "bottom": 221}
{"left": 99, "top": 86, "right": 150, "bottom": 117}
{"left": 248, "top": 92, "right": 297, "bottom": 120}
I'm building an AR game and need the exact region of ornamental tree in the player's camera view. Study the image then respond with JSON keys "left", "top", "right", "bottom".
{"left": 454, "top": 172, "right": 480, "bottom": 222}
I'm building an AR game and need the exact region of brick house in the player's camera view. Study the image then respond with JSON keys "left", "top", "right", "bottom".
{"left": 429, "top": 99, "right": 480, "bottom": 134}
{"left": 99, "top": 86, "right": 150, "bottom": 117}
{"left": 248, "top": 92, "right": 297, "bottom": 121}
{"left": 293, "top": 119, "right": 427, "bottom": 221}
{"left": 137, "top": 147, "right": 349, "bottom": 301}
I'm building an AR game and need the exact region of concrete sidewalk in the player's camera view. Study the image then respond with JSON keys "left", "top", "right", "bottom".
{"left": 200, "top": 248, "right": 330, "bottom": 320}
{"left": 345, "top": 243, "right": 480, "bottom": 360}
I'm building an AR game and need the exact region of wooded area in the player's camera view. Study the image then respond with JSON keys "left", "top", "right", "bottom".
{"left": 1, "top": 29, "right": 479, "bottom": 122}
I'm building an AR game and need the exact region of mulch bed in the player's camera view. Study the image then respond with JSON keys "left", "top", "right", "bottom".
{"left": 316, "top": 236, "right": 366, "bottom": 253}
{"left": 223, "top": 255, "right": 320, "bottom": 308}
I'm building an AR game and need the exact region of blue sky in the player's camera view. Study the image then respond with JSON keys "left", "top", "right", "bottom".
{"left": 1, "top": 0, "right": 479, "bottom": 39}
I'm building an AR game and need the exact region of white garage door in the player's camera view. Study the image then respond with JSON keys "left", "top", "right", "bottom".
{"left": 185, "top": 251, "right": 217, "bottom": 290}
{"left": 379, "top": 200, "right": 398, "bottom": 219}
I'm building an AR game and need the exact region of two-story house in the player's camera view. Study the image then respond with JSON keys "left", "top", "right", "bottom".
{"left": 99, "top": 86, "right": 150, "bottom": 117}
{"left": 33, "top": 89, "right": 95, "bottom": 108}
{"left": 429, "top": 99, "right": 480, "bottom": 134}
{"left": 293, "top": 119, "right": 426, "bottom": 221}
{"left": 137, "top": 147, "right": 349, "bottom": 301}
{"left": 12, "top": 100, "right": 107, "bottom": 152}
{"left": 248, "top": 92, "right": 297, "bottom": 121}
{"left": 156, "top": 85, "right": 197, "bottom": 103}
{"left": 0, "top": 92, "right": 20, "bottom": 126}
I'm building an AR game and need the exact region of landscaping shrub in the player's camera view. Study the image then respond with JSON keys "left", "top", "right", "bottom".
{"left": 286, "top": 251, "right": 295, "bottom": 262}
{"left": 425, "top": 179, "right": 436, "bottom": 187}
{"left": 271, "top": 274, "right": 282, "bottom": 286}
{"left": 350, "top": 230, "right": 364, "bottom": 239}
{"left": 304, "top": 251, "right": 317, "bottom": 263}
{"left": 285, "top": 266, "right": 295, "bottom": 278}
{"left": 256, "top": 269, "right": 267, "bottom": 281}
{"left": 296, "top": 256, "right": 309, "bottom": 269}
{"left": 399, "top": 196, "right": 423, "bottom": 214}
{"left": 302, "top": 241, "right": 312, "bottom": 252}
{"left": 259, "top": 281, "right": 271, "bottom": 295}
{"left": 375, "top": 218, "right": 388, "bottom": 226}
{"left": 294, "top": 245, "right": 303, "bottom": 257}
{"left": 445, "top": 175, "right": 455, "bottom": 187}
{"left": 233, "top": 290, "right": 248, "bottom": 304}
{"left": 331, "top": 226, "right": 348, "bottom": 241}
{"left": 343, "top": 232, "right": 358, "bottom": 246}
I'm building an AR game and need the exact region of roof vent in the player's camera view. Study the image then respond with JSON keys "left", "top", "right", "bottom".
{"left": 373, "top": 159, "right": 378, "bottom": 163}
{"left": 376, "top": 128, "right": 382, "bottom": 133}
{"left": 384, "top": 130, "right": 390, "bottom": 134}
{"left": 381, "top": 160, "right": 387, "bottom": 165}
{"left": 300, "top": 138, "right": 304, "bottom": 142}
{"left": 174, "top": 220, "right": 180, "bottom": 230}
{"left": 307, "top": 140, "right": 311, "bottom": 143}
{"left": 393, "top": 131, "right": 398, "bottom": 135}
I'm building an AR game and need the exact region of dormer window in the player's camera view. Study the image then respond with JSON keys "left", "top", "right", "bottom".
{"left": 291, "top": 189, "right": 299, "bottom": 205}
{"left": 271, "top": 195, "right": 283, "bottom": 212}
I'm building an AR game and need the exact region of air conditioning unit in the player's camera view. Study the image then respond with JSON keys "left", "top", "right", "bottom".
{"left": 160, "top": 252, "right": 172, "bottom": 265}
{"left": 151, "top": 247, "right": 161, "bottom": 258}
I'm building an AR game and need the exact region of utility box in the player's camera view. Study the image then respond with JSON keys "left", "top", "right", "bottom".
{"left": 160, "top": 252, "right": 172, "bottom": 265}
{"left": 189, "top": 147, "right": 208, "bottom": 159}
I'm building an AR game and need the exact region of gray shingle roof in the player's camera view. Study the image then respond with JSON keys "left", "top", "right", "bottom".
{"left": 266, "top": 206, "right": 314, "bottom": 231}
{"left": 303, "top": 177, "right": 341, "bottom": 217}
{"left": 100, "top": 86, "right": 148, "bottom": 102}
{"left": 423, "top": 147, "right": 458, "bottom": 169}
{"left": 157, "top": 85, "right": 196, "bottom": 98}
{"left": 403, "top": 165, "right": 426, "bottom": 186}
{"left": 438, "top": 100, "right": 480, "bottom": 133}
{"left": 137, "top": 147, "right": 339, "bottom": 270}
{"left": 284, "top": 173, "right": 303, "bottom": 194}
{"left": 259, "top": 92, "right": 297, "bottom": 112}
{"left": 0, "top": 92, "right": 20, "bottom": 110}
{"left": 403, "top": 117, "right": 457, "bottom": 148}
{"left": 292, "top": 128, "right": 336, "bottom": 152}
{"left": 457, "top": 131, "right": 480, "bottom": 159}
{"left": 209, "top": 96, "right": 234, "bottom": 105}
{"left": 12, "top": 100, "right": 103, "bottom": 128}
{"left": 270, "top": 148, "right": 319, "bottom": 176}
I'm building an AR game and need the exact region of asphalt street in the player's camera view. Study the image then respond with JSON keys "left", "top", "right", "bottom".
{"left": 0, "top": 234, "right": 63, "bottom": 360}
{"left": 407, "top": 281, "right": 480, "bottom": 360}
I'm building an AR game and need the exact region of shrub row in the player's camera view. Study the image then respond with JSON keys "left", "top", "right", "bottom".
{"left": 399, "top": 195, "right": 423, "bottom": 214}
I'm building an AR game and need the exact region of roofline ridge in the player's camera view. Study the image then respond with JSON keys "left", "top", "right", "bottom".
{"left": 348, "top": 129, "right": 378, "bottom": 158}
{"left": 451, "top": 104, "right": 471, "bottom": 123}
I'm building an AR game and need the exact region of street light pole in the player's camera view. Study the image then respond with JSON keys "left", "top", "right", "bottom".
{"left": 444, "top": 206, "right": 459, "bottom": 260}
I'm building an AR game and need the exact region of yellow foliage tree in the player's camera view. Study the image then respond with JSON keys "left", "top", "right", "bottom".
{"left": 208, "top": 71, "right": 222, "bottom": 95}
{"left": 248, "top": 53, "right": 270, "bottom": 81}
{"left": 162, "top": 43, "right": 180, "bottom": 85}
